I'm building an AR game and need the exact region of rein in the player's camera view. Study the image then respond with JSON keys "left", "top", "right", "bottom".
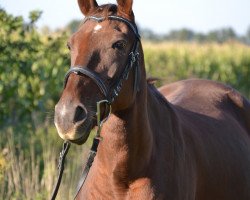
{"left": 74, "top": 100, "right": 111, "bottom": 199}
{"left": 51, "top": 15, "right": 140, "bottom": 200}
{"left": 50, "top": 141, "right": 71, "bottom": 200}
{"left": 50, "top": 101, "right": 110, "bottom": 200}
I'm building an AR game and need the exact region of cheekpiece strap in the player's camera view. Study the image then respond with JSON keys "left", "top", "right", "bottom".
{"left": 64, "top": 15, "right": 141, "bottom": 104}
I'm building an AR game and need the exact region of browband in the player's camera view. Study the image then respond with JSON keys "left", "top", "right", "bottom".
{"left": 64, "top": 15, "right": 140, "bottom": 104}
{"left": 84, "top": 15, "right": 141, "bottom": 39}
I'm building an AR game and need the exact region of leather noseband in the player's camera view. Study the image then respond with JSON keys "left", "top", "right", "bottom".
{"left": 63, "top": 15, "right": 141, "bottom": 104}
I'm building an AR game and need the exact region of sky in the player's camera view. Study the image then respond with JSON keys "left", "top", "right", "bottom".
{"left": 1, "top": 0, "right": 250, "bottom": 35}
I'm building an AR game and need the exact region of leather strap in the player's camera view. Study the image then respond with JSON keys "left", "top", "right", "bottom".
{"left": 50, "top": 141, "right": 71, "bottom": 200}
{"left": 64, "top": 15, "right": 140, "bottom": 104}
{"left": 74, "top": 137, "right": 100, "bottom": 199}
{"left": 84, "top": 15, "right": 140, "bottom": 39}
{"left": 108, "top": 15, "right": 140, "bottom": 39}
{"left": 108, "top": 40, "right": 140, "bottom": 102}
{"left": 64, "top": 67, "right": 109, "bottom": 97}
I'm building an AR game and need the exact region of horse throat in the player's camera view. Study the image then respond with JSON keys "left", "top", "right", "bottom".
{"left": 96, "top": 91, "right": 154, "bottom": 189}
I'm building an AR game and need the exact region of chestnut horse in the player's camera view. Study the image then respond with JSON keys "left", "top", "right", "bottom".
{"left": 54, "top": 0, "right": 250, "bottom": 199}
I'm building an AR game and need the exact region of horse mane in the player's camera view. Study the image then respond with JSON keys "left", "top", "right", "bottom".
{"left": 147, "top": 81, "right": 171, "bottom": 107}
{"left": 86, "top": 3, "right": 135, "bottom": 21}
{"left": 147, "top": 77, "right": 160, "bottom": 85}
{"left": 85, "top": 4, "right": 118, "bottom": 17}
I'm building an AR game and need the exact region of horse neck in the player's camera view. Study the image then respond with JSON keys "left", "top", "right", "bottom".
{"left": 97, "top": 51, "right": 175, "bottom": 184}
{"left": 98, "top": 85, "right": 152, "bottom": 177}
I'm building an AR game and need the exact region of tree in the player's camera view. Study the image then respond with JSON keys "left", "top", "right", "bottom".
{"left": 165, "top": 28, "right": 195, "bottom": 41}
{"left": 0, "top": 8, "right": 70, "bottom": 132}
{"left": 66, "top": 19, "right": 81, "bottom": 33}
{"left": 207, "top": 28, "right": 236, "bottom": 43}
{"left": 246, "top": 26, "right": 250, "bottom": 44}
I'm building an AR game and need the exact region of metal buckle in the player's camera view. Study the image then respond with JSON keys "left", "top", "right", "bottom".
{"left": 96, "top": 100, "right": 111, "bottom": 138}
{"left": 130, "top": 51, "right": 139, "bottom": 64}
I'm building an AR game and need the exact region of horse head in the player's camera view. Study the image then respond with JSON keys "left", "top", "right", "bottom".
{"left": 54, "top": 0, "right": 143, "bottom": 144}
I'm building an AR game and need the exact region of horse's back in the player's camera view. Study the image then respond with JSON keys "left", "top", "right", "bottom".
{"left": 159, "top": 79, "right": 250, "bottom": 133}
{"left": 159, "top": 79, "right": 250, "bottom": 200}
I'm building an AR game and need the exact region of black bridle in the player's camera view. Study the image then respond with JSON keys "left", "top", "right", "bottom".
{"left": 51, "top": 15, "right": 141, "bottom": 200}
{"left": 64, "top": 15, "right": 141, "bottom": 104}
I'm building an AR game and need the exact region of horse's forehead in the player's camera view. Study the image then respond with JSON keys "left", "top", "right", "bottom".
{"left": 77, "top": 19, "right": 130, "bottom": 38}
{"left": 93, "top": 24, "right": 103, "bottom": 33}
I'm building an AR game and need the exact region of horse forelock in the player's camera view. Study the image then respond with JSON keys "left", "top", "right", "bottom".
{"left": 99, "top": 4, "right": 117, "bottom": 16}
{"left": 84, "top": 3, "right": 135, "bottom": 22}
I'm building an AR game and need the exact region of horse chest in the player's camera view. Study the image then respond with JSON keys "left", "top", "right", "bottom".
{"left": 78, "top": 176, "right": 156, "bottom": 200}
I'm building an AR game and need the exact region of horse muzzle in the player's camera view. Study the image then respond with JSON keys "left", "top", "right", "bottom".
{"left": 54, "top": 102, "right": 92, "bottom": 143}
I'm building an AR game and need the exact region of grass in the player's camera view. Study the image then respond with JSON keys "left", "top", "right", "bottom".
{"left": 0, "top": 126, "right": 89, "bottom": 200}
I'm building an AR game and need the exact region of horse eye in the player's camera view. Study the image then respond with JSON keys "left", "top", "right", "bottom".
{"left": 112, "top": 40, "right": 126, "bottom": 50}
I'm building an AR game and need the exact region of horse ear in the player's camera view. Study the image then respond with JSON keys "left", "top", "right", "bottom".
{"left": 116, "top": 0, "right": 133, "bottom": 17}
{"left": 78, "top": 0, "right": 98, "bottom": 16}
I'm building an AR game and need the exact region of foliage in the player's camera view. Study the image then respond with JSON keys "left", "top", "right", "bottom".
{"left": 0, "top": 8, "right": 71, "bottom": 199}
{"left": 140, "top": 26, "right": 250, "bottom": 45}
{"left": 0, "top": 8, "right": 69, "bottom": 133}
{"left": 0, "top": 8, "right": 250, "bottom": 199}
{"left": 66, "top": 19, "right": 82, "bottom": 33}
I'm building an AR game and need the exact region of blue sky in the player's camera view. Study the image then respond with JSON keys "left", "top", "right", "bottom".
{"left": 1, "top": 0, "right": 250, "bottom": 35}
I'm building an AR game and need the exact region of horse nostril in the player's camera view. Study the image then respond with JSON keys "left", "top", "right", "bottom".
{"left": 73, "top": 105, "right": 87, "bottom": 124}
